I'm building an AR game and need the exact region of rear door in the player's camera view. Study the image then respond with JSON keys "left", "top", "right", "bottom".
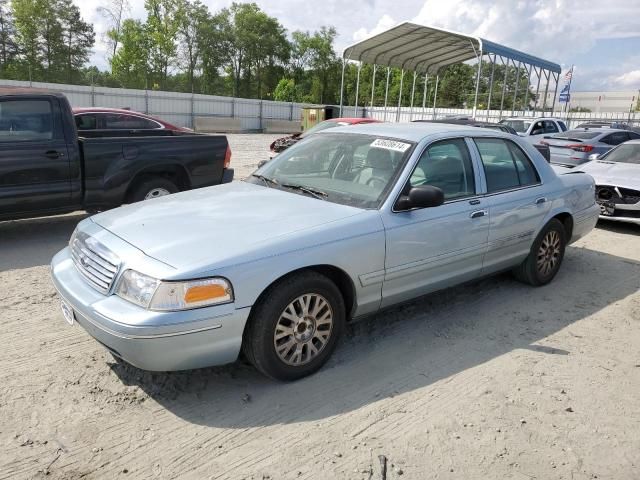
{"left": 472, "top": 137, "right": 551, "bottom": 273}
{"left": 0, "top": 97, "right": 71, "bottom": 216}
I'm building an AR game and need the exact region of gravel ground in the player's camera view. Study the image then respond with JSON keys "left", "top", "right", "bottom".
{"left": 0, "top": 135, "right": 639, "bottom": 479}
{"left": 226, "top": 133, "right": 283, "bottom": 179}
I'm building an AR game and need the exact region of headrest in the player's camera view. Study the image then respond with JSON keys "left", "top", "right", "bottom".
{"left": 367, "top": 148, "right": 392, "bottom": 170}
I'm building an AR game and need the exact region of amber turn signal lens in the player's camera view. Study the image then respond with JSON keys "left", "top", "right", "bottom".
{"left": 184, "top": 284, "right": 228, "bottom": 303}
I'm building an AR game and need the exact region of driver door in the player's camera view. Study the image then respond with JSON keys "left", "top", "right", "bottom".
{"left": 380, "top": 137, "right": 490, "bottom": 308}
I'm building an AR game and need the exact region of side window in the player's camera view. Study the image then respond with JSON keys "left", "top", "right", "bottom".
{"left": 104, "top": 114, "right": 160, "bottom": 129}
{"left": 602, "top": 132, "right": 629, "bottom": 145}
{"left": 558, "top": 121, "right": 568, "bottom": 132}
{"left": 628, "top": 132, "right": 640, "bottom": 140}
{"left": 410, "top": 138, "right": 475, "bottom": 200}
{"left": 75, "top": 114, "right": 97, "bottom": 130}
{"left": 543, "top": 121, "right": 559, "bottom": 134}
{"left": 475, "top": 138, "right": 540, "bottom": 193}
{"left": 0, "top": 100, "right": 53, "bottom": 142}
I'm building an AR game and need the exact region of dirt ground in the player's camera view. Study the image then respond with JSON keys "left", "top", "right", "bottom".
{"left": 1, "top": 136, "right": 639, "bottom": 479}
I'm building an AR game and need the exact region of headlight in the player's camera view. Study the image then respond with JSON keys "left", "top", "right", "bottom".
{"left": 115, "top": 269, "right": 233, "bottom": 311}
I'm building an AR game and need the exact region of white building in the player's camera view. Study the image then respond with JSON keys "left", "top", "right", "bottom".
{"left": 543, "top": 90, "right": 639, "bottom": 113}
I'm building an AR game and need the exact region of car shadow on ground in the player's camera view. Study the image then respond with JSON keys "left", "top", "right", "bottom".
{"left": 108, "top": 245, "right": 640, "bottom": 429}
{"left": 0, "top": 213, "right": 87, "bottom": 271}
{"left": 595, "top": 220, "right": 639, "bottom": 235}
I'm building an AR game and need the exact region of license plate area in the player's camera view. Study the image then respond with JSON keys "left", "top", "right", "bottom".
{"left": 61, "top": 300, "right": 75, "bottom": 325}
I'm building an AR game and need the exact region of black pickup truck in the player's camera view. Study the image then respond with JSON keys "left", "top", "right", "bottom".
{"left": 0, "top": 88, "right": 233, "bottom": 221}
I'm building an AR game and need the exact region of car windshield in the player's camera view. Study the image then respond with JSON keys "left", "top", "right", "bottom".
{"left": 248, "top": 133, "right": 415, "bottom": 209}
{"left": 500, "top": 120, "right": 531, "bottom": 133}
{"left": 600, "top": 143, "right": 640, "bottom": 164}
{"left": 299, "top": 120, "right": 348, "bottom": 139}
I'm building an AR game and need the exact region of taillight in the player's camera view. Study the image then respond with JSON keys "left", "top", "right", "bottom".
{"left": 224, "top": 145, "right": 232, "bottom": 168}
{"left": 567, "top": 144, "right": 594, "bottom": 153}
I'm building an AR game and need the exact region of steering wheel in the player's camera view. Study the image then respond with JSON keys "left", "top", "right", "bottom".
{"left": 366, "top": 177, "right": 388, "bottom": 189}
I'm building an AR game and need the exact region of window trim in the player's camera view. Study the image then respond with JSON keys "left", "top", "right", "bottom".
{"left": 96, "top": 112, "right": 165, "bottom": 130}
{"left": 472, "top": 136, "right": 543, "bottom": 194}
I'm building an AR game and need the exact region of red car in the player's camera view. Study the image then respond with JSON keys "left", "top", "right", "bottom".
{"left": 270, "top": 117, "right": 382, "bottom": 155}
{"left": 73, "top": 107, "right": 191, "bottom": 133}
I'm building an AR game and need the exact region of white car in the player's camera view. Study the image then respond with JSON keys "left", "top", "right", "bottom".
{"left": 500, "top": 117, "right": 568, "bottom": 145}
{"left": 578, "top": 140, "right": 640, "bottom": 225}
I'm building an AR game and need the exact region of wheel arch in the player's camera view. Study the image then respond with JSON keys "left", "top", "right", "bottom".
{"left": 125, "top": 164, "right": 192, "bottom": 200}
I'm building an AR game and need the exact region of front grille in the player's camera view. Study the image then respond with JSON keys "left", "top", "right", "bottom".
{"left": 70, "top": 231, "right": 120, "bottom": 293}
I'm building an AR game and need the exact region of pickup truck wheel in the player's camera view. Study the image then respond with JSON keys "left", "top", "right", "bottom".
{"left": 513, "top": 219, "right": 566, "bottom": 286}
{"left": 243, "top": 271, "right": 345, "bottom": 381}
{"left": 129, "top": 177, "right": 178, "bottom": 203}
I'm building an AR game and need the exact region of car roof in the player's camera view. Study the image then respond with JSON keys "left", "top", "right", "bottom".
{"left": 327, "top": 117, "right": 380, "bottom": 124}
{"left": 564, "top": 127, "right": 628, "bottom": 134}
{"left": 324, "top": 121, "right": 502, "bottom": 142}
{"left": 503, "top": 117, "right": 561, "bottom": 121}
{"left": 73, "top": 107, "right": 149, "bottom": 115}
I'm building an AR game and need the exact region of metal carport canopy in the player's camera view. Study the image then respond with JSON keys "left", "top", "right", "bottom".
{"left": 342, "top": 22, "right": 561, "bottom": 75}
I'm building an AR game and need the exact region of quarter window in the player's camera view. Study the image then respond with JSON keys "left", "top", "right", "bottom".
{"left": 410, "top": 138, "right": 475, "bottom": 200}
{"left": 0, "top": 100, "right": 53, "bottom": 142}
{"left": 474, "top": 138, "right": 540, "bottom": 193}
{"left": 75, "top": 114, "right": 97, "bottom": 130}
{"left": 543, "top": 121, "right": 559, "bottom": 134}
{"left": 602, "top": 132, "right": 629, "bottom": 146}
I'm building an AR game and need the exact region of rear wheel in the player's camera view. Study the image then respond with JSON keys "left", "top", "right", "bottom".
{"left": 513, "top": 219, "right": 566, "bottom": 286}
{"left": 242, "top": 271, "right": 345, "bottom": 381}
{"left": 128, "top": 177, "right": 178, "bottom": 203}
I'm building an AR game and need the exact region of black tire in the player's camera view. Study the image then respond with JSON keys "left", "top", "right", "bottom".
{"left": 513, "top": 218, "right": 567, "bottom": 286}
{"left": 242, "top": 271, "right": 346, "bottom": 381}
{"left": 128, "top": 177, "right": 178, "bottom": 203}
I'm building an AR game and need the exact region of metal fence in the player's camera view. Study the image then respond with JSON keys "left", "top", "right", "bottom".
{"left": 2, "top": 79, "right": 638, "bottom": 131}
{"left": 0, "top": 79, "right": 312, "bottom": 131}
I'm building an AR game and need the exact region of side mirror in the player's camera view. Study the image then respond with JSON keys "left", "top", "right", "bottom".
{"left": 588, "top": 153, "right": 600, "bottom": 161}
{"left": 396, "top": 185, "right": 445, "bottom": 211}
{"left": 257, "top": 159, "right": 268, "bottom": 168}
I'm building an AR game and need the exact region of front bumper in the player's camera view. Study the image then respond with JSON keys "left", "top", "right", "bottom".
{"left": 51, "top": 248, "right": 250, "bottom": 371}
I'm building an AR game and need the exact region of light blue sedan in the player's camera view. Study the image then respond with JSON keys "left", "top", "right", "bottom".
{"left": 51, "top": 123, "right": 599, "bottom": 381}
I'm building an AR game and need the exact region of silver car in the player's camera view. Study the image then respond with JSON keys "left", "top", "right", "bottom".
{"left": 578, "top": 139, "right": 640, "bottom": 225}
{"left": 51, "top": 123, "right": 599, "bottom": 381}
{"left": 543, "top": 128, "right": 640, "bottom": 167}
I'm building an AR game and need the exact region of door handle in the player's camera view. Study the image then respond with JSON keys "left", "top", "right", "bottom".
{"left": 44, "top": 150, "right": 63, "bottom": 159}
{"left": 469, "top": 199, "right": 481, "bottom": 205}
{"left": 470, "top": 209, "right": 487, "bottom": 219}
{"left": 535, "top": 197, "right": 547, "bottom": 205}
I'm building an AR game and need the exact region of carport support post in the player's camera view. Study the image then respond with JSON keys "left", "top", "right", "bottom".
{"left": 422, "top": 73, "right": 429, "bottom": 117}
{"left": 339, "top": 59, "right": 346, "bottom": 117}
{"left": 511, "top": 61, "right": 522, "bottom": 116}
{"left": 432, "top": 75, "right": 440, "bottom": 120}
{"left": 383, "top": 67, "right": 391, "bottom": 121}
{"left": 522, "top": 66, "right": 532, "bottom": 115}
{"left": 499, "top": 57, "right": 509, "bottom": 119}
{"left": 409, "top": 71, "right": 417, "bottom": 121}
{"left": 542, "top": 70, "right": 550, "bottom": 114}
{"left": 472, "top": 52, "right": 483, "bottom": 118}
{"left": 533, "top": 67, "right": 542, "bottom": 113}
{"left": 486, "top": 54, "right": 496, "bottom": 121}
{"left": 370, "top": 64, "right": 377, "bottom": 109}
{"left": 550, "top": 72, "right": 559, "bottom": 116}
{"left": 354, "top": 62, "right": 362, "bottom": 117}
{"left": 396, "top": 69, "right": 405, "bottom": 122}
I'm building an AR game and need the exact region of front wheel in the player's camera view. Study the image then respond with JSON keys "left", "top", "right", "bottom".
{"left": 513, "top": 219, "right": 567, "bottom": 286}
{"left": 242, "top": 271, "right": 345, "bottom": 381}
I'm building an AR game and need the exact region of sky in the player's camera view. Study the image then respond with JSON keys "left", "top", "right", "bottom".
{"left": 76, "top": 0, "right": 640, "bottom": 92}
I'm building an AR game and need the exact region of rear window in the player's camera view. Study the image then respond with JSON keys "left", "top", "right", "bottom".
{"left": 553, "top": 131, "right": 600, "bottom": 140}
{"left": 499, "top": 120, "right": 531, "bottom": 133}
{"left": 0, "top": 100, "right": 53, "bottom": 142}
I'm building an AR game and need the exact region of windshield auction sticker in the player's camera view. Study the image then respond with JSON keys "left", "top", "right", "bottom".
{"left": 371, "top": 139, "right": 411, "bottom": 152}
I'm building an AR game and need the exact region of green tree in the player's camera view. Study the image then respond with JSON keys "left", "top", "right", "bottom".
{"left": 99, "top": 0, "right": 130, "bottom": 62}
{"left": 110, "top": 19, "right": 150, "bottom": 88}
{"left": 145, "top": 0, "right": 183, "bottom": 88}
{"left": 60, "top": 0, "right": 95, "bottom": 83}
{"left": 0, "top": 0, "right": 19, "bottom": 75}
{"left": 177, "top": 0, "right": 209, "bottom": 92}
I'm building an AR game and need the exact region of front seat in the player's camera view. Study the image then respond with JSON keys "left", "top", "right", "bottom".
{"left": 354, "top": 148, "right": 393, "bottom": 188}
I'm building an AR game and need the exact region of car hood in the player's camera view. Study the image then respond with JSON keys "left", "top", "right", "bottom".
{"left": 91, "top": 182, "right": 364, "bottom": 270}
{"left": 577, "top": 160, "right": 640, "bottom": 188}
